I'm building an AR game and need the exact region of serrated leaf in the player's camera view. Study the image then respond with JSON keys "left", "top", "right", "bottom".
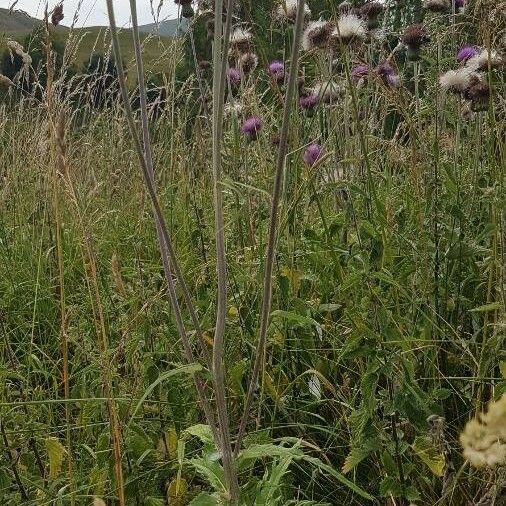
{"left": 413, "top": 436, "right": 445, "bottom": 477}
{"left": 342, "top": 437, "right": 381, "bottom": 474}
{"left": 379, "top": 476, "right": 402, "bottom": 497}
{"left": 45, "top": 437, "right": 66, "bottom": 480}
{"left": 184, "top": 424, "right": 214, "bottom": 445}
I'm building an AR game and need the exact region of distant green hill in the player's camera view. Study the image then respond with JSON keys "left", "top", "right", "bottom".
{"left": 0, "top": 7, "right": 39, "bottom": 32}
{"left": 1, "top": 8, "right": 182, "bottom": 75}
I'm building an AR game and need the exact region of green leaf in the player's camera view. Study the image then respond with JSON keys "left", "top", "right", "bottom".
{"left": 184, "top": 424, "right": 215, "bottom": 446}
{"left": 45, "top": 437, "right": 66, "bottom": 480}
{"left": 127, "top": 363, "right": 202, "bottom": 430}
{"left": 256, "top": 456, "right": 294, "bottom": 505}
{"left": 189, "top": 493, "right": 221, "bottom": 506}
{"left": 342, "top": 437, "right": 381, "bottom": 474}
{"left": 379, "top": 476, "right": 402, "bottom": 497}
{"left": 190, "top": 457, "right": 226, "bottom": 493}
{"left": 412, "top": 436, "right": 446, "bottom": 477}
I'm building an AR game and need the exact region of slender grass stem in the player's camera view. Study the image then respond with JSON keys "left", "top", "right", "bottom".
{"left": 235, "top": 0, "right": 307, "bottom": 457}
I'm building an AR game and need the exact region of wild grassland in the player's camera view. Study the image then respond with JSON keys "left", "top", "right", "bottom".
{"left": 0, "top": 0, "right": 505, "bottom": 505}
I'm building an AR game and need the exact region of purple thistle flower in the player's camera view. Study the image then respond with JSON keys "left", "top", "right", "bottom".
{"left": 351, "top": 64, "right": 369, "bottom": 82}
{"left": 300, "top": 94, "right": 319, "bottom": 110}
{"left": 227, "top": 68, "right": 241, "bottom": 86}
{"left": 240, "top": 116, "right": 263, "bottom": 139}
{"left": 376, "top": 62, "right": 400, "bottom": 87}
{"left": 303, "top": 143, "right": 324, "bottom": 167}
{"left": 457, "top": 45, "right": 478, "bottom": 63}
{"left": 376, "top": 62, "right": 395, "bottom": 77}
{"left": 267, "top": 60, "right": 285, "bottom": 77}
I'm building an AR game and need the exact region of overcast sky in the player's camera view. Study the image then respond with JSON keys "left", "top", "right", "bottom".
{"left": 0, "top": 0, "right": 179, "bottom": 27}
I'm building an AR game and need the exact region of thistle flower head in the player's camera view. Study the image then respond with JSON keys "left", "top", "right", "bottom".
{"left": 457, "top": 45, "right": 479, "bottom": 62}
{"left": 465, "top": 77, "right": 491, "bottom": 111}
{"left": 359, "top": 2, "right": 384, "bottom": 29}
{"left": 227, "top": 67, "right": 241, "bottom": 85}
{"left": 332, "top": 14, "right": 367, "bottom": 46}
{"left": 376, "top": 62, "right": 400, "bottom": 87}
{"left": 466, "top": 49, "right": 503, "bottom": 71}
{"left": 302, "top": 20, "right": 334, "bottom": 50}
{"left": 267, "top": 60, "right": 285, "bottom": 83}
{"left": 401, "top": 24, "right": 430, "bottom": 48}
{"left": 300, "top": 93, "right": 319, "bottom": 110}
{"left": 230, "top": 27, "right": 253, "bottom": 53}
{"left": 51, "top": 3, "right": 64, "bottom": 26}
{"left": 277, "top": 0, "right": 311, "bottom": 22}
{"left": 454, "top": 0, "right": 465, "bottom": 10}
{"left": 351, "top": 64, "right": 370, "bottom": 81}
{"left": 303, "top": 143, "right": 324, "bottom": 166}
{"left": 460, "top": 395, "right": 506, "bottom": 468}
{"left": 439, "top": 66, "right": 478, "bottom": 93}
{"left": 240, "top": 116, "right": 263, "bottom": 139}
{"left": 238, "top": 52, "right": 259, "bottom": 74}
{"left": 423, "top": 0, "right": 450, "bottom": 12}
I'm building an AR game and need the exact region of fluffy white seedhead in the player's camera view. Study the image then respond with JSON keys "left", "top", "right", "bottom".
{"left": 333, "top": 14, "right": 367, "bottom": 44}
{"left": 230, "top": 27, "right": 253, "bottom": 46}
{"left": 277, "top": 0, "right": 311, "bottom": 22}
{"left": 466, "top": 49, "right": 503, "bottom": 70}
{"left": 311, "top": 80, "right": 343, "bottom": 102}
{"left": 439, "top": 67, "right": 478, "bottom": 93}
{"left": 460, "top": 395, "right": 506, "bottom": 469}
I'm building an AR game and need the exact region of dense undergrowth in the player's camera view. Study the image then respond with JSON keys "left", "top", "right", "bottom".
{"left": 0, "top": 0, "right": 505, "bottom": 504}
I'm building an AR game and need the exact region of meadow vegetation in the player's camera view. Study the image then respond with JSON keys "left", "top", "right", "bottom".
{"left": 0, "top": 0, "right": 505, "bottom": 504}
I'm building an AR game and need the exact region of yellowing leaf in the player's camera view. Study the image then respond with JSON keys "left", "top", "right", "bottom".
{"left": 45, "top": 437, "right": 66, "bottom": 480}
{"left": 167, "top": 477, "right": 188, "bottom": 506}
{"left": 166, "top": 428, "right": 178, "bottom": 459}
{"left": 500, "top": 361, "right": 506, "bottom": 379}
{"left": 280, "top": 266, "right": 303, "bottom": 294}
{"left": 413, "top": 436, "right": 445, "bottom": 477}
{"left": 93, "top": 498, "right": 107, "bottom": 506}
